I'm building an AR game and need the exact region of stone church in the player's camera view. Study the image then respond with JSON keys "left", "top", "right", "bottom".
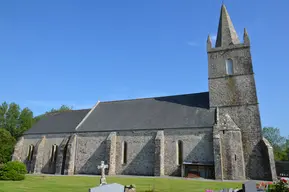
{"left": 12, "top": 4, "right": 277, "bottom": 181}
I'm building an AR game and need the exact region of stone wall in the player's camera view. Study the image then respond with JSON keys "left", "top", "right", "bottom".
{"left": 73, "top": 128, "right": 213, "bottom": 177}
{"left": 22, "top": 134, "right": 70, "bottom": 174}
{"left": 164, "top": 128, "right": 214, "bottom": 176}
{"left": 74, "top": 132, "right": 108, "bottom": 174}
{"left": 115, "top": 130, "right": 155, "bottom": 176}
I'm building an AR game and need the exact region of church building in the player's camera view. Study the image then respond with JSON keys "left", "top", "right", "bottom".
{"left": 12, "top": 4, "right": 277, "bottom": 181}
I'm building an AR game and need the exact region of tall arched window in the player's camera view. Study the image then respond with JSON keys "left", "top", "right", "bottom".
{"left": 122, "top": 141, "right": 127, "bottom": 165}
{"left": 27, "top": 145, "right": 34, "bottom": 161}
{"left": 177, "top": 140, "right": 183, "bottom": 165}
{"left": 225, "top": 59, "right": 234, "bottom": 75}
{"left": 51, "top": 144, "right": 58, "bottom": 163}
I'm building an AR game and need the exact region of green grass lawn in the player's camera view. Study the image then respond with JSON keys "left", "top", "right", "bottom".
{"left": 0, "top": 175, "right": 242, "bottom": 192}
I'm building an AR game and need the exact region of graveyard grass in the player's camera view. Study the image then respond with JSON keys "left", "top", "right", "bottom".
{"left": 0, "top": 175, "right": 242, "bottom": 192}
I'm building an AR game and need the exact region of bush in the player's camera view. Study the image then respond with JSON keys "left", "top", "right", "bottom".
{"left": 273, "top": 178, "right": 289, "bottom": 192}
{"left": 0, "top": 161, "right": 27, "bottom": 181}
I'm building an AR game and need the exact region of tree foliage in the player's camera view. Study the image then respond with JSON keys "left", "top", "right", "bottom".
{"left": 0, "top": 102, "right": 34, "bottom": 138}
{"left": 263, "top": 127, "right": 289, "bottom": 161}
{"left": 33, "top": 104, "right": 73, "bottom": 123}
{"left": 49, "top": 105, "right": 73, "bottom": 113}
{"left": 0, "top": 129, "right": 16, "bottom": 164}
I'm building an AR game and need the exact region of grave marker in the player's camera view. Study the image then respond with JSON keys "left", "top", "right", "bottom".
{"left": 97, "top": 161, "right": 108, "bottom": 186}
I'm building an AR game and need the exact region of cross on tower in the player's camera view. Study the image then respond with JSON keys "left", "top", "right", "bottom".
{"left": 97, "top": 161, "right": 108, "bottom": 186}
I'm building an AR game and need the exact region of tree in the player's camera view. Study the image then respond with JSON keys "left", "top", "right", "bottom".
{"left": 15, "top": 108, "right": 34, "bottom": 138}
{"left": 0, "top": 102, "right": 34, "bottom": 139}
{"left": 33, "top": 104, "right": 73, "bottom": 123}
{"left": 263, "top": 127, "right": 286, "bottom": 147}
{"left": 0, "top": 102, "right": 8, "bottom": 129}
{"left": 0, "top": 128, "right": 16, "bottom": 164}
{"left": 49, "top": 105, "right": 73, "bottom": 113}
{"left": 263, "top": 127, "right": 288, "bottom": 161}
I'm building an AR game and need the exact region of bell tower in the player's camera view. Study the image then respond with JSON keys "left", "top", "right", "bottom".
{"left": 208, "top": 4, "right": 277, "bottom": 180}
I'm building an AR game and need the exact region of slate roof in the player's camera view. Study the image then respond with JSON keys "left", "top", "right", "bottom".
{"left": 24, "top": 92, "right": 215, "bottom": 134}
{"left": 76, "top": 92, "right": 215, "bottom": 132}
{"left": 24, "top": 109, "right": 90, "bottom": 134}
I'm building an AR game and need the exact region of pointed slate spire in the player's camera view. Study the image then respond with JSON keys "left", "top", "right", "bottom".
{"left": 243, "top": 28, "right": 250, "bottom": 46}
{"left": 207, "top": 34, "right": 212, "bottom": 50}
{"left": 215, "top": 4, "right": 240, "bottom": 47}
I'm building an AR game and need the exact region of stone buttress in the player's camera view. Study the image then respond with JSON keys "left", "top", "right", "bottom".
{"left": 31, "top": 136, "right": 46, "bottom": 174}
{"left": 154, "top": 130, "right": 165, "bottom": 176}
{"left": 213, "top": 109, "right": 246, "bottom": 180}
{"left": 106, "top": 132, "right": 117, "bottom": 175}
{"left": 64, "top": 134, "right": 77, "bottom": 175}
{"left": 11, "top": 136, "right": 24, "bottom": 162}
{"left": 55, "top": 136, "right": 70, "bottom": 175}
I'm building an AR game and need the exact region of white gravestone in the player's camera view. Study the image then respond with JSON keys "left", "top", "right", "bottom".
{"left": 89, "top": 183, "right": 124, "bottom": 192}
{"left": 243, "top": 181, "right": 258, "bottom": 192}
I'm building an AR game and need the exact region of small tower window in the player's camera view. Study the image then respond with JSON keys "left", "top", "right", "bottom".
{"left": 225, "top": 59, "right": 234, "bottom": 75}
{"left": 177, "top": 140, "right": 183, "bottom": 165}
{"left": 122, "top": 141, "right": 127, "bottom": 165}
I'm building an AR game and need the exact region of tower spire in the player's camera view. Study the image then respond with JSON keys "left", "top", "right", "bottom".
{"left": 215, "top": 4, "right": 240, "bottom": 47}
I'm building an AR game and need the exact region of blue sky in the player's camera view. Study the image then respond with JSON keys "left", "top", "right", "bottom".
{"left": 1, "top": 0, "right": 288, "bottom": 136}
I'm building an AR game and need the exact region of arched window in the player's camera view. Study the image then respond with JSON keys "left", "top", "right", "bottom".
{"left": 27, "top": 145, "right": 34, "bottom": 161}
{"left": 177, "top": 140, "right": 183, "bottom": 165}
{"left": 122, "top": 141, "right": 127, "bottom": 165}
{"left": 225, "top": 59, "right": 234, "bottom": 75}
{"left": 51, "top": 144, "right": 58, "bottom": 163}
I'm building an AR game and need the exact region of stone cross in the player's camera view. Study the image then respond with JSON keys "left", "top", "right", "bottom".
{"left": 97, "top": 161, "right": 108, "bottom": 186}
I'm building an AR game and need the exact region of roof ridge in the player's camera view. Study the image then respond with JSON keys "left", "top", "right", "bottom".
{"left": 99, "top": 91, "right": 209, "bottom": 104}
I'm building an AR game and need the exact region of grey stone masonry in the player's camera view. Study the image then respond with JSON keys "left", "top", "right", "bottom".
{"left": 215, "top": 4, "right": 240, "bottom": 47}
{"left": 243, "top": 28, "right": 250, "bottom": 46}
{"left": 31, "top": 136, "right": 46, "bottom": 174}
{"left": 64, "top": 134, "right": 77, "bottom": 175}
{"left": 208, "top": 4, "right": 276, "bottom": 181}
{"left": 154, "top": 130, "right": 164, "bottom": 176}
{"left": 217, "top": 113, "right": 246, "bottom": 180}
{"left": 262, "top": 138, "right": 277, "bottom": 181}
{"left": 213, "top": 128, "right": 223, "bottom": 180}
{"left": 106, "top": 132, "right": 117, "bottom": 175}
{"left": 55, "top": 136, "right": 70, "bottom": 175}
{"left": 11, "top": 136, "right": 24, "bottom": 161}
